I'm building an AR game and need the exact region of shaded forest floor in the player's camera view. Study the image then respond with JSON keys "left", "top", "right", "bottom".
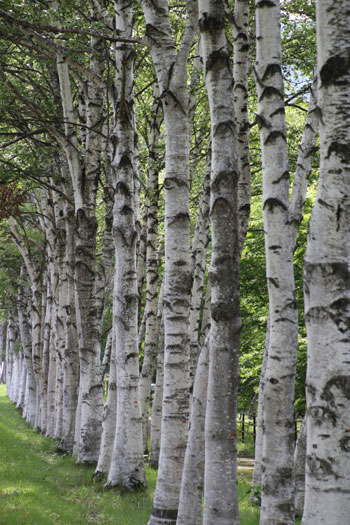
{"left": 0, "top": 384, "right": 261, "bottom": 524}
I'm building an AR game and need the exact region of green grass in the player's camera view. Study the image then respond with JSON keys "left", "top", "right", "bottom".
{"left": 1, "top": 384, "right": 301, "bottom": 524}
{"left": 0, "top": 385, "right": 156, "bottom": 524}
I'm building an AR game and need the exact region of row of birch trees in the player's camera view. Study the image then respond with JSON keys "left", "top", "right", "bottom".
{"left": 1, "top": 0, "right": 350, "bottom": 524}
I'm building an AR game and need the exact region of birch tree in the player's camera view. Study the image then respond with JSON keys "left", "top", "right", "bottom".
{"left": 139, "top": 0, "right": 197, "bottom": 521}
{"left": 198, "top": 1, "right": 241, "bottom": 523}
{"left": 251, "top": 73, "right": 319, "bottom": 502}
{"left": 255, "top": 0, "right": 299, "bottom": 522}
{"left": 138, "top": 88, "right": 162, "bottom": 454}
{"left": 105, "top": 0, "right": 146, "bottom": 490}
{"left": 302, "top": 1, "right": 350, "bottom": 522}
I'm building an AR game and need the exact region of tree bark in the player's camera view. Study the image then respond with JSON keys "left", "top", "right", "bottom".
{"left": 294, "top": 416, "right": 306, "bottom": 517}
{"left": 140, "top": 0, "right": 197, "bottom": 521}
{"left": 199, "top": 2, "right": 241, "bottom": 523}
{"left": 232, "top": 0, "right": 251, "bottom": 251}
{"left": 177, "top": 339, "right": 209, "bottom": 525}
{"left": 255, "top": 1, "right": 299, "bottom": 522}
{"left": 106, "top": 0, "right": 145, "bottom": 490}
{"left": 139, "top": 88, "right": 162, "bottom": 454}
{"left": 302, "top": 2, "right": 350, "bottom": 523}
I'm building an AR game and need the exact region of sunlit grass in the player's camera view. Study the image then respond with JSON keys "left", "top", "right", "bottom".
{"left": 0, "top": 385, "right": 155, "bottom": 524}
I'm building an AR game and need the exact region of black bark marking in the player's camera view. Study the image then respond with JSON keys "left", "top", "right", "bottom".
{"left": 267, "top": 277, "right": 279, "bottom": 288}
{"left": 340, "top": 435, "right": 350, "bottom": 452}
{"left": 163, "top": 177, "right": 188, "bottom": 190}
{"left": 211, "top": 302, "right": 234, "bottom": 322}
{"left": 239, "top": 203, "right": 251, "bottom": 213}
{"left": 255, "top": 113, "right": 271, "bottom": 129}
{"left": 330, "top": 298, "right": 350, "bottom": 333}
{"left": 198, "top": 13, "right": 225, "bottom": 33}
{"left": 126, "top": 352, "right": 138, "bottom": 360}
{"left": 272, "top": 171, "right": 289, "bottom": 185}
{"left": 320, "top": 54, "right": 350, "bottom": 86}
{"left": 263, "top": 197, "right": 288, "bottom": 212}
{"left": 336, "top": 205, "right": 342, "bottom": 231}
{"left": 307, "top": 453, "right": 335, "bottom": 478}
{"left": 271, "top": 106, "right": 285, "bottom": 118}
{"left": 261, "top": 63, "right": 282, "bottom": 82}
{"left": 306, "top": 383, "right": 316, "bottom": 399}
{"left": 117, "top": 154, "right": 132, "bottom": 168}
{"left": 264, "top": 130, "right": 287, "bottom": 145}
{"left": 256, "top": 0, "right": 276, "bottom": 7}
{"left": 211, "top": 169, "right": 237, "bottom": 192}
{"left": 308, "top": 405, "right": 338, "bottom": 426}
{"left": 277, "top": 502, "right": 293, "bottom": 514}
{"left": 145, "top": 22, "right": 168, "bottom": 39}
{"left": 321, "top": 375, "right": 350, "bottom": 404}
{"left": 120, "top": 205, "right": 133, "bottom": 216}
{"left": 327, "top": 142, "right": 350, "bottom": 164}
{"left": 115, "top": 181, "right": 131, "bottom": 197}
{"left": 161, "top": 89, "right": 186, "bottom": 115}
{"left": 213, "top": 120, "right": 236, "bottom": 138}
{"left": 259, "top": 86, "right": 284, "bottom": 102}
{"left": 211, "top": 196, "right": 235, "bottom": 217}
{"left": 173, "top": 259, "right": 187, "bottom": 267}
{"left": 269, "top": 377, "right": 279, "bottom": 384}
{"left": 167, "top": 212, "right": 190, "bottom": 227}
{"left": 206, "top": 49, "right": 230, "bottom": 72}
{"left": 75, "top": 208, "right": 98, "bottom": 234}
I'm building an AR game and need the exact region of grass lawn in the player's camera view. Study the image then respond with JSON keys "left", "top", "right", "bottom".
{"left": 0, "top": 384, "right": 262, "bottom": 524}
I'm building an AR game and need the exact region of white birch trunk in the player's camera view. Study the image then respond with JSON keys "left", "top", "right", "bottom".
{"left": 199, "top": 3, "right": 241, "bottom": 523}
{"left": 41, "top": 275, "right": 52, "bottom": 428}
{"left": 49, "top": 5, "right": 105, "bottom": 460}
{"left": 17, "top": 282, "right": 37, "bottom": 427}
{"left": 5, "top": 315, "right": 15, "bottom": 400}
{"left": 106, "top": 0, "right": 145, "bottom": 489}
{"left": 0, "top": 322, "right": 6, "bottom": 384}
{"left": 54, "top": 348, "right": 64, "bottom": 439}
{"left": 9, "top": 218, "right": 46, "bottom": 432}
{"left": 46, "top": 316, "right": 57, "bottom": 437}
{"left": 251, "top": 75, "right": 319, "bottom": 501}
{"left": 302, "top": 2, "right": 350, "bottom": 523}
{"left": 177, "top": 339, "right": 209, "bottom": 525}
{"left": 294, "top": 416, "right": 306, "bottom": 517}
{"left": 16, "top": 354, "right": 27, "bottom": 411}
{"left": 250, "top": 319, "right": 269, "bottom": 503}
{"left": 149, "top": 285, "right": 164, "bottom": 470}
{"left": 188, "top": 161, "right": 210, "bottom": 387}
{"left": 139, "top": 89, "right": 162, "bottom": 453}
{"left": 141, "top": 1, "right": 197, "bottom": 520}
{"left": 233, "top": 0, "right": 251, "bottom": 251}
{"left": 95, "top": 329, "right": 117, "bottom": 478}
{"left": 289, "top": 74, "right": 319, "bottom": 248}
{"left": 11, "top": 352, "right": 20, "bottom": 406}
{"left": 255, "top": 1, "right": 299, "bottom": 522}
{"left": 61, "top": 200, "right": 79, "bottom": 451}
